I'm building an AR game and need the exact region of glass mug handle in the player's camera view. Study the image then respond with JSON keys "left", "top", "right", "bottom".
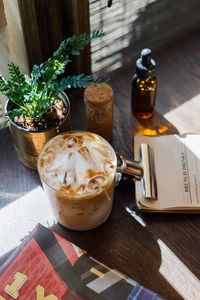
{"left": 114, "top": 152, "right": 143, "bottom": 187}
{"left": 114, "top": 146, "right": 157, "bottom": 200}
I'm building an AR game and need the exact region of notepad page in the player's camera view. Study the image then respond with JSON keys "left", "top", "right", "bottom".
{"left": 134, "top": 134, "right": 200, "bottom": 211}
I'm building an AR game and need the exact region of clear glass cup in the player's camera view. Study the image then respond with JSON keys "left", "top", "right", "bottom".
{"left": 37, "top": 131, "right": 117, "bottom": 231}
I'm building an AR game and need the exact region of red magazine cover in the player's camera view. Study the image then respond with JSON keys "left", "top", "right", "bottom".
{"left": 0, "top": 224, "right": 163, "bottom": 300}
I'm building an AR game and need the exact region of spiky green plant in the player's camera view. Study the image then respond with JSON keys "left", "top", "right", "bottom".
{"left": 0, "top": 30, "right": 105, "bottom": 125}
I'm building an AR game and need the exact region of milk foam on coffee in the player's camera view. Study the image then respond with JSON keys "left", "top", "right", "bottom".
{"left": 38, "top": 132, "right": 117, "bottom": 195}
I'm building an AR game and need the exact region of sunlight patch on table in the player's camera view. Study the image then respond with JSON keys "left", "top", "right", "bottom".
{"left": 176, "top": 134, "right": 200, "bottom": 160}
{"left": 0, "top": 186, "right": 55, "bottom": 258}
{"left": 125, "top": 207, "right": 146, "bottom": 227}
{"left": 164, "top": 94, "right": 200, "bottom": 135}
{"left": 158, "top": 239, "right": 200, "bottom": 300}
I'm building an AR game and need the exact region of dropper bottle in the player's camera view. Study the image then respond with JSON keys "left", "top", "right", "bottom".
{"left": 131, "top": 48, "right": 157, "bottom": 119}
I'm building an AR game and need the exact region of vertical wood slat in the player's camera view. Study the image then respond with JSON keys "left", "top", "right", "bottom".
{"left": 18, "top": 0, "right": 91, "bottom": 75}
{"left": 17, "top": 0, "right": 42, "bottom": 71}
{"left": 0, "top": 0, "right": 7, "bottom": 28}
{"left": 62, "top": 0, "right": 91, "bottom": 75}
{"left": 76, "top": 0, "right": 91, "bottom": 74}
{"left": 34, "top": 0, "right": 64, "bottom": 63}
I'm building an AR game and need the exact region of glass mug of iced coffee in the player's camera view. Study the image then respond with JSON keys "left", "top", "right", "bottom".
{"left": 37, "top": 131, "right": 117, "bottom": 231}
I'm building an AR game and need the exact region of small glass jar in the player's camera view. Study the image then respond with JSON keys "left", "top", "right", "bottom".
{"left": 84, "top": 83, "right": 113, "bottom": 141}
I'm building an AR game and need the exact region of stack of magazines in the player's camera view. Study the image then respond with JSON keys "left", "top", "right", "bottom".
{"left": 0, "top": 224, "right": 163, "bottom": 299}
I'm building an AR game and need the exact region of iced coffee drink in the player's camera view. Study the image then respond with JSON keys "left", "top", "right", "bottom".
{"left": 37, "top": 131, "right": 117, "bottom": 230}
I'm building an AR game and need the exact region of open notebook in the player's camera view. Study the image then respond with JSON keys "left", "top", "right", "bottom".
{"left": 0, "top": 224, "right": 162, "bottom": 299}
{"left": 134, "top": 134, "right": 200, "bottom": 212}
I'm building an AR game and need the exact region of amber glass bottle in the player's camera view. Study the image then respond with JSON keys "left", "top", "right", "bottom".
{"left": 131, "top": 48, "right": 157, "bottom": 119}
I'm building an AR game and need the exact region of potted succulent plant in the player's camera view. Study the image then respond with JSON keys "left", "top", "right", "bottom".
{"left": 0, "top": 30, "right": 104, "bottom": 170}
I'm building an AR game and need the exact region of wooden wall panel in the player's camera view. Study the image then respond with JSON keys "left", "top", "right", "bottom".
{"left": 18, "top": 0, "right": 91, "bottom": 75}
{"left": 0, "top": 0, "right": 7, "bottom": 28}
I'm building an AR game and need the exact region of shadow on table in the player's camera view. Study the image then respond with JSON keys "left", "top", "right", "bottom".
{"left": 124, "top": 178, "right": 200, "bottom": 299}
{"left": 0, "top": 248, "right": 15, "bottom": 269}
{"left": 142, "top": 212, "right": 200, "bottom": 291}
{"left": 0, "top": 127, "right": 41, "bottom": 209}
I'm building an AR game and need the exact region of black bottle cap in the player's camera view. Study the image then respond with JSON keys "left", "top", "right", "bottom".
{"left": 135, "top": 48, "right": 156, "bottom": 78}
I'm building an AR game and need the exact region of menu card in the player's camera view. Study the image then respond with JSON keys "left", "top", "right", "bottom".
{"left": 0, "top": 224, "right": 163, "bottom": 299}
{"left": 134, "top": 134, "right": 200, "bottom": 212}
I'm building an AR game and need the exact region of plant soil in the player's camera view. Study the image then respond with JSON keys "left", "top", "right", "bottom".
{"left": 13, "top": 99, "right": 66, "bottom": 131}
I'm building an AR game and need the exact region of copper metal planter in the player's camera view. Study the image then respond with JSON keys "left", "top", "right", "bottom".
{"left": 5, "top": 91, "right": 71, "bottom": 170}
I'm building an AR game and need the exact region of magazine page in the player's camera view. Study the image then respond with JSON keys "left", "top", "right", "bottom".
{"left": 0, "top": 224, "right": 163, "bottom": 300}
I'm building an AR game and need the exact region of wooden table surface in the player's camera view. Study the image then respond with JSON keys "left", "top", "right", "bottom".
{"left": 1, "top": 27, "right": 200, "bottom": 300}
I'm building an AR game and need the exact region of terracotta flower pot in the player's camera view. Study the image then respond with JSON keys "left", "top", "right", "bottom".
{"left": 5, "top": 91, "right": 70, "bottom": 170}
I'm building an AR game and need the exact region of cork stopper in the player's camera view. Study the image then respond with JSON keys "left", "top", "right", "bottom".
{"left": 84, "top": 83, "right": 113, "bottom": 105}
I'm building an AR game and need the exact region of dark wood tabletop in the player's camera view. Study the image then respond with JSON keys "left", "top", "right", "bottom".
{"left": 1, "top": 27, "right": 200, "bottom": 300}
